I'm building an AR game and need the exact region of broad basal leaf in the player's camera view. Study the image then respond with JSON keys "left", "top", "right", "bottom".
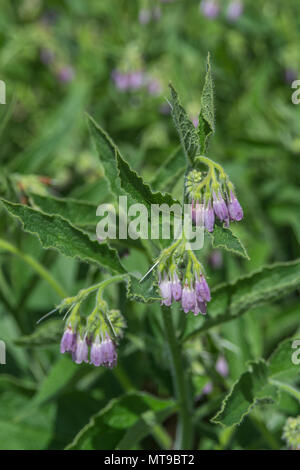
{"left": 183, "top": 259, "right": 300, "bottom": 341}
{"left": 212, "top": 360, "right": 278, "bottom": 427}
{"left": 198, "top": 52, "right": 215, "bottom": 154}
{"left": 0, "top": 199, "right": 126, "bottom": 274}
{"left": 66, "top": 392, "right": 175, "bottom": 450}
{"left": 169, "top": 84, "right": 199, "bottom": 164}
{"left": 208, "top": 224, "right": 249, "bottom": 260}
{"left": 212, "top": 339, "right": 300, "bottom": 427}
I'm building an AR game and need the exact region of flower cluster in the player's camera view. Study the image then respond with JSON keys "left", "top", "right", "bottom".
{"left": 200, "top": 0, "right": 243, "bottom": 21}
{"left": 283, "top": 416, "right": 300, "bottom": 450}
{"left": 112, "top": 69, "right": 161, "bottom": 95}
{"left": 157, "top": 242, "right": 211, "bottom": 316}
{"left": 138, "top": 7, "right": 161, "bottom": 25}
{"left": 59, "top": 288, "right": 125, "bottom": 369}
{"left": 61, "top": 324, "right": 118, "bottom": 368}
{"left": 186, "top": 166, "right": 243, "bottom": 232}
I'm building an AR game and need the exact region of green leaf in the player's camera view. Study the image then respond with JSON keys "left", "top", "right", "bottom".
{"left": 88, "top": 115, "right": 177, "bottom": 208}
{"left": 66, "top": 392, "right": 175, "bottom": 450}
{"left": 183, "top": 259, "right": 300, "bottom": 341}
{"left": 29, "top": 193, "right": 98, "bottom": 227}
{"left": 0, "top": 199, "right": 126, "bottom": 274}
{"left": 268, "top": 338, "right": 300, "bottom": 383}
{"left": 198, "top": 52, "right": 215, "bottom": 154}
{"left": 126, "top": 275, "right": 161, "bottom": 304}
{"left": 212, "top": 338, "right": 300, "bottom": 427}
{"left": 212, "top": 361, "right": 278, "bottom": 427}
{"left": 15, "top": 319, "right": 62, "bottom": 348}
{"left": 169, "top": 84, "right": 199, "bottom": 164}
{"left": 208, "top": 224, "right": 249, "bottom": 260}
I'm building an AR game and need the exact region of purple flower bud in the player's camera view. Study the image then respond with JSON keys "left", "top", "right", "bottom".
{"left": 216, "top": 355, "right": 229, "bottom": 377}
{"left": 91, "top": 335, "right": 117, "bottom": 368}
{"left": 202, "top": 381, "right": 213, "bottom": 395}
{"left": 57, "top": 65, "right": 75, "bottom": 84}
{"left": 228, "top": 190, "right": 243, "bottom": 221}
{"left": 101, "top": 335, "right": 118, "bottom": 368}
{"left": 73, "top": 336, "right": 89, "bottom": 364}
{"left": 204, "top": 200, "right": 215, "bottom": 232}
{"left": 159, "top": 274, "right": 172, "bottom": 306}
{"left": 112, "top": 70, "right": 130, "bottom": 91}
{"left": 195, "top": 274, "right": 211, "bottom": 302}
{"left": 213, "top": 190, "right": 229, "bottom": 223}
{"left": 128, "top": 71, "right": 144, "bottom": 90}
{"left": 284, "top": 68, "right": 297, "bottom": 85}
{"left": 171, "top": 272, "right": 182, "bottom": 301}
{"left": 181, "top": 282, "right": 195, "bottom": 313}
{"left": 60, "top": 325, "right": 76, "bottom": 354}
{"left": 197, "top": 300, "right": 207, "bottom": 315}
{"left": 139, "top": 9, "right": 151, "bottom": 25}
{"left": 208, "top": 250, "right": 223, "bottom": 269}
{"left": 191, "top": 116, "right": 199, "bottom": 128}
{"left": 200, "top": 0, "right": 220, "bottom": 19}
{"left": 227, "top": 1, "right": 243, "bottom": 21}
{"left": 191, "top": 200, "right": 204, "bottom": 226}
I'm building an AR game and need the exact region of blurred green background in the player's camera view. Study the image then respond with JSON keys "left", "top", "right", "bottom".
{"left": 0, "top": 0, "right": 299, "bottom": 450}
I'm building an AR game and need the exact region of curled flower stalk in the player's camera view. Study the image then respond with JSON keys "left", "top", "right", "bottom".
{"left": 186, "top": 156, "right": 243, "bottom": 232}
{"left": 59, "top": 276, "right": 126, "bottom": 369}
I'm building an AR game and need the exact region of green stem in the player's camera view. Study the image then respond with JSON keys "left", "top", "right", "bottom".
{"left": 162, "top": 306, "right": 193, "bottom": 449}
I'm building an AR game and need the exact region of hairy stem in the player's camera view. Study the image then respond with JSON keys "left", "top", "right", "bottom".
{"left": 162, "top": 306, "right": 193, "bottom": 449}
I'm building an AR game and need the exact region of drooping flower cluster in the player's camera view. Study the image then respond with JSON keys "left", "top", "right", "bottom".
{"left": 61, "top": 324, "right": 118, "bottom": 368}
{"left": 157, "top": 242, "right": 211, "bottom": 316}
{"left": 200, "top": 0, "right": 243, "bottom": 21}
{"left": 186, "top": 167, "right": 243, "bottom": 232}
{"left": 60, "top": 292, "right": 125, "bottom": 369}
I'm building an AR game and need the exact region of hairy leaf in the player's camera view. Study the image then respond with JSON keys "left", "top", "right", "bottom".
{"left": 212, "top": 361, "right": 278, "bottom": 427}
{"left": 169, "top": 84, "right": 199, "bottom": 164}
{"left": 66, "top": 392, "right": 175, "bottom": 450}
{"left": 29, "top": 193, "right": 98, "bottom": 227}
{"left": 198, "top": 53, "right": 215, "bottom": 153}
{"left": 0, "top": 199, "right": 126, "bottom": 274}
{"left": 212, "top": 339, "right": 300, "bottom": 427}
{"left": 88, "top": 115, "right": 177, "bottom": 208}
{"left": 208, "top": 224, "right": 249, "bottom": 260}
{"left": 126, "top": 275, "right": 161, "bottom": 304}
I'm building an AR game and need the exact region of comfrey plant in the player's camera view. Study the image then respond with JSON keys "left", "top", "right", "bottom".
{"left": 2, "top": 54, "right": 299, "bottom": 451}
{"left": 58, "top": 277, "right": 126, "bottom": 368}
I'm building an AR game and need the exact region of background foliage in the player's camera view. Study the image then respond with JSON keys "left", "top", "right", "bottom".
{"left": 0, "top": 0, "right": 300, "bottom": 450}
